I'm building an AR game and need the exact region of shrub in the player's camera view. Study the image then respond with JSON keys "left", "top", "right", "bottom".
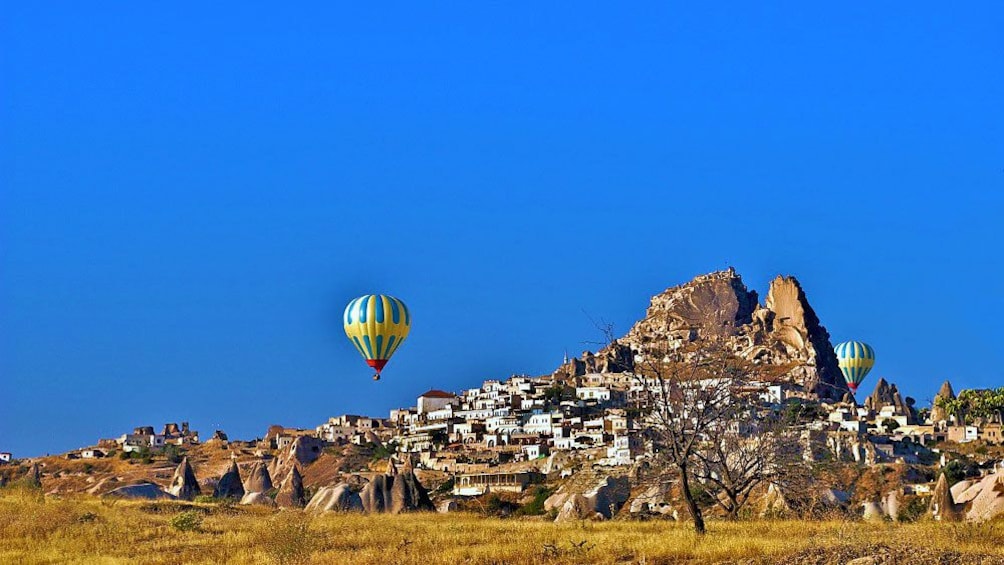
{"left": 170, "top": 510, "right": 203, "bottom": 532}
{"left": 516, "top": 486, "right": 554, "bottom": 516}
{"left": 164, "top": 444, "right": 182, "bottom": 464}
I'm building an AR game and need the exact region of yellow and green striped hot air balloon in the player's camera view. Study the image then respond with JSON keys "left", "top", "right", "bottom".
{"left": 343, "top": 294, "right": 411, "bottom": 381}
{"left": 834, "top": 340, "right": 875, "bottom": 394}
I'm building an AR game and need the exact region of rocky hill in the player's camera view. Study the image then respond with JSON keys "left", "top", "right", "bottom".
{"left": 557, "top": 268, "right": 850, "bottom": 399}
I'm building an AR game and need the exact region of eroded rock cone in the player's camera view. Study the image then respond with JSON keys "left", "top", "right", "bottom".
{"left": 930, "top": 473, "right": 961, "bottom": 521}
{"left": 275, "top": 466, "right": 305, "bottom": 508}
{"left": 389, "top": 458, "right": 433, "bottom": 514}
{"left": 360, "top": 462, "right": 396, "bottom": 513}
{"left": 244, "top": 461, "right": 273, "bottom": 493}
{"left": 168, "top": 457, "right": 201, "bottom": 500}
{"left": 213, "top": 460, "right": 245, "bottom": 499}
{"left": 25, "top": 463, "right": 42, "bottom": 488}
{"left": 359, "top": 459, "right": 433, "bottom": 514}
{"left": 931, "top": 380, "right": 956, "bottom": 423}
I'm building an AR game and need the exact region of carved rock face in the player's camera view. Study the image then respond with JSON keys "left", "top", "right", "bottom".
{"left": 573, "top": 269, "right": 849, "bottom": 399}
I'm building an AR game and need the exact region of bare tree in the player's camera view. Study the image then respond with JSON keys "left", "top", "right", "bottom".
{"left": 691, "top": 403, "right": 801, "bottom": 520}
{"left": 629, "top": 337, "right": 799, "bottom": 532}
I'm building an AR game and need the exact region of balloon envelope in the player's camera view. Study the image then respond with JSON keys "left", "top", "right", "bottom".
{"left": 343, "top": 294, "right": 411, "bottom": 376}
{"left": 834, "top": 340, "right": 875, "bottom": 393}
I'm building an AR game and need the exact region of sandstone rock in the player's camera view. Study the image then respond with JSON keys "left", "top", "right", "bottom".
{"left": 25, "top": 463, "right": 42, "bottom": 488}
{"left": 864, "top": 378, "right": 915, "bottom": 423}
{"left": 630, "top": 483, "right": 672, "bottom": 515}
{"left": 964, "top": 471, "right": 1004, "bottom": 522}
{"left": 884, "top": 490, "right": 900, "bottom": 521}
{"left": 953, "top": 479, "right": 983, "bottom": 505}
{"left": 167, "top": 458, "right": 201, "bottom": 500}
{"left": 585, "top": 476, "right": 630, "bottom": 519}
{"left": 270, "top": 437, "right": 324, "bottom": 484}
{"left": 275, "top": 466, "right": 305, "bottom": 508}
{"left": 554, "top": 494, "right": 593, "bottom": 523}
{"left": 213, "top": 460, "right": 245, "bottom": 499}
{"left": 544, "top": 488, "right": 573, "bottom": 513}
{"left": 240, "top": 492, "right": 276, "bottom": 507}
{"left": 358, "top": 459, "right": 433, "bottom": 514}
{"left": 244, "top": 461, "right": 273, "bottom": 493}
{"left": 363, "top": 430, "right": 383, "bottom": 447}
{"left": 305, "top": 484, "right": 363, "bottom": 512}
{"left": 760, "top": 483, "right": 791, "bottom": 516}
{"left": 360, "top": 474, "right": 394, "bottom": 513}
{"left": 862, "top": 501, "right": 884, "bottom": 521}
{"left": 106, "top": 482, "right": 175, "bottom": 500}
{"left": 930, "top": 473, "right": 962, "bottom": 521}
{"left": 931, "top": 380, "right": 956, "bottom": 423}
{"left": 437, "top": 499, "right": 458, "bottom": 513}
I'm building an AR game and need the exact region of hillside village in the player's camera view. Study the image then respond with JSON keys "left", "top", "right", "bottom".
{"left": 5, "top": 270, "right": 1004, "bottom": 524}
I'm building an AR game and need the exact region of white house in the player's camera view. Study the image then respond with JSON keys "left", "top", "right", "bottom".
{"left": 0, "top": 452, "right": 11, "bottom": 463}
{"left": 417, "top": 390, "right": 459, "bottom": 415}
{"left": 81, "top": 449, "right": 105, "bottom": 459}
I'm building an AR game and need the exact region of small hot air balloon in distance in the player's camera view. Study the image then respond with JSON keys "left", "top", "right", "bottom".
{"left": 343, "top": 294, "right": 411, "bottom": 381}
{"left": 834, "top": 340, "right": 875, "bottom": 394}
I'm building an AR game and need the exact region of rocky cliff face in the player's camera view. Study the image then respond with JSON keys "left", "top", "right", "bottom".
{"left": 864, "top": 378, "right": 916, "bottom": 423}
{"left": 561, "top": 269, "right": 849, "bottom": 399}
{"left": 931, "top": 380, "right": 956, "bottom": 423}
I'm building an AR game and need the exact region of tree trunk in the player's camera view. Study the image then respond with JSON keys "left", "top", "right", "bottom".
{"left": 725, "top": 491, "right": 739, "bottom": 520}
{"left": 678, "top": 464, "right": 706, "bottom": 535}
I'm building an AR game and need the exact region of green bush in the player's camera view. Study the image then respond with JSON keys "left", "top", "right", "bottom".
{"left": 170, "top": 510, "right": 203, "bottom": 532}
{"left": 516, "top": 486, "right": 554, "bottom": 516}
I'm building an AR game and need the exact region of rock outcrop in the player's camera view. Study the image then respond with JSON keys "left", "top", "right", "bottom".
{"left": 554, "top": 494, "right": 596, "bottom": 522}
{"left": 359, "top": 459, "right": 433, "bottom": 514}
{"left": 930, "top": 474, "right": 961, "bottom": 521}
{"left": 760, "top": 483, "right": 791, "bottom": 516}
{"left": 305, "top": 484, "right": 363, "bottom": 512}
{"left": 240, "top": 492, "right": 276, "bottom": 507}
{"left": 548, "top": 476, "right": 630, "bottom": 522}
{"left": 106, "top": 483, "right": 175, "bottom": 500}
{"left": 269, "top": 437, "right": 324, "bottom": 484}
{"left": 213, "top": 460, "right": 245, "bottom": 499}
{"left": 167, "top": 458, "right": 201, "bottom": 500}
{"left": 931, "top": 380, "right": 956, "bottom": 423}
{"left": 861, "top": 501, "right": 885, "bottom": 521}
{"left": 244, "top": 461, "right": 273, "bottom": 493}
{"left": 437, "top": 499, "right": 458, "bottom": 513}
{"left": 25, "top": 463, "right": 42, "bottom": 488}
{"left": 275, "top": 466, "right": 305, "bottom": 508}
{"left": 564, "top": 270, "right": 848, "bottom": 399}
{"left": 585, "top": 476, "right": 631, "bottom": 519}
{"left": 864, "top": 378, "right": 915, "bottom": 423}
{"left": 963, "top": 471, "right": 1004, "bottom": 522}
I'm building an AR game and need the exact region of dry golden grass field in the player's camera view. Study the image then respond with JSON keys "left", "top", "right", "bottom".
{"left": 4, "top": 488, "right": 1004, "bottom": 565}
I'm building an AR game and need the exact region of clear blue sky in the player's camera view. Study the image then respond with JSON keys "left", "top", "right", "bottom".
{"left": 2, "top": 4, "right": 1002, "bottom": 457}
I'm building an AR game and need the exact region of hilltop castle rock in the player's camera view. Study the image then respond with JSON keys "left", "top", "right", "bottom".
{"left": 559, "top": 269, "right": 849, "bottom": 399}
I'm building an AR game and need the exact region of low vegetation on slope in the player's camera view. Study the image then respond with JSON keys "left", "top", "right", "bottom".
{"left": 3, "top": 488, "right": 1004, "bottom": 564}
